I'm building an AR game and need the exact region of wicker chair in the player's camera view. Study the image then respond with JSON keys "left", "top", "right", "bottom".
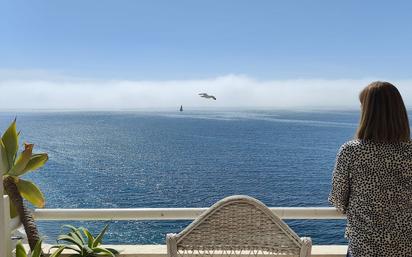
{"left": 166, "top": 195, "right": 312, "bottom": 257}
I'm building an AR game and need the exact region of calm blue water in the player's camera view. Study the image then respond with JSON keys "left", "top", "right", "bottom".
{"left": 0, "top": 110, "right": 360, "bottom": 245}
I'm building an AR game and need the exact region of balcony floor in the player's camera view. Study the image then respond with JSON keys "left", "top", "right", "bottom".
{"left": 36, "top": 244, "right": 348, "bottom": 257}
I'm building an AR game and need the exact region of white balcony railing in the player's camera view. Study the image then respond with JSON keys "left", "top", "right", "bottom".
{"left": 1, "top": 176, "right": 346, "bottom": 257}
{"left": 2, "top": 203, "right": 346, "bottom": 256}
{"left": 32, "top": 207, "right": 345, "bottom": 221}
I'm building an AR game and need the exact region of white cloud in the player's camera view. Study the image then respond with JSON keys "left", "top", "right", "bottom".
{"left": 1, "top": 71, "right": 412, "bottom": 110}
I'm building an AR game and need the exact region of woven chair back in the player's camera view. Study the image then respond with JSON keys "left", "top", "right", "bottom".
{"left": 167, "top": 195, "right": 311, "bottom": 257}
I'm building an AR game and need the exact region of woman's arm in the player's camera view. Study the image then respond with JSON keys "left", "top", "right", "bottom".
{"left": 328, "top": 144, "right": 352, "bottom": 214}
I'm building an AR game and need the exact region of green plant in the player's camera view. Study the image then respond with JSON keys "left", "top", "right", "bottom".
{"left": 15, "top": 240, "right": 64, "bottom": 257}
{"left": 1, "top": 120, "right": 49, "bottom": 252}
{"left": 52, "top": 224, "right": 119, "bottom": 257}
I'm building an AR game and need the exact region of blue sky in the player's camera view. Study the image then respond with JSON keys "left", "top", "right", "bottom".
{"left": 2, "top": 0, "right": 412, "bottom": 80}
{"left": 1, "top": 1, "right": 412, "bottom": 108}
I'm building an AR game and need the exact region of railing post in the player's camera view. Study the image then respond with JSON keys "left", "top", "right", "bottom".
{"left": 1, "top": 175, "right": 12, "bottom": 257}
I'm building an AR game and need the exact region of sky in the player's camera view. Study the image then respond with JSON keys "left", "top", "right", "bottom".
{"left": 1, "top": 0, "right": 412, "bottom": 109}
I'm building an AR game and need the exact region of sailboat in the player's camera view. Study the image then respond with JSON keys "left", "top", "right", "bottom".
{"left": 179, "top": 105, "right": 183, "bottom": 112}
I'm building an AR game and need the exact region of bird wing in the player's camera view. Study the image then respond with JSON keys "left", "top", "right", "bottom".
{"left": 198, "top": 93, "right": 207, "bottom": 96}
{"left": 211, "top": 96, "right": 216, "bottom": 100}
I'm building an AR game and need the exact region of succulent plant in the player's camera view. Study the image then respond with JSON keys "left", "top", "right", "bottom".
{"left": 1, "top": 120, "right": 49, "bottom": 253}
{"left": 52, "top": 224, "right": 119, "bottom": 257}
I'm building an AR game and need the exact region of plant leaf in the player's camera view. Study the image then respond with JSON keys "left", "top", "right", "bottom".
{"left": 22, "top": 153, "right": 48, "bottom": 173}
{"left": 83, "top": 245, "right": 94, "bottom": 255}
{"left": 106, "top": 248, "right": 120, "bottom": 255}
{"left": 80, "top": 227, "right": 95, "bottom": 248}
{"left": 8, "top": 143, "right": 33, "bottom": 176}
{"left": 49, "top": 246, "right": 66, "bottom": 257}
{"left": 32, "top": 239, "right": 42, "bottom": 257}
{"left": 0, "top": 139, "right": 9, "bottom": 174}
{"left": 2, "top": 119, "right": 18, "bottom": 169}
{"left": 68, "top": 231, "right": 86, "bottom": 247}
{"left": 93, "top": 247, "right": 116, "bottom": 257}
{"left": 15, "top": 241, "right": 28, "bottom": 257}
{"left": 16, "top": 179, "right": 45, "bottom": 208}
{"left": 63, "top": 225, "right": 86, "bottom": 245}
{"left": 50, "top": 244, "right": 80, "bottom": 253}
{"left": 57, "top": 235, "right": 83, "bottom": 248}
{"left": 93, "top": 224, "right": 109, "bottom": 247}
{"left": 62, "top": 224, "right": 78, "bottom": 232}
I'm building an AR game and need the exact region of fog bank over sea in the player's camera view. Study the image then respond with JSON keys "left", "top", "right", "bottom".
{"left": 2, "top": 71, "right": 412, "bottom": 109}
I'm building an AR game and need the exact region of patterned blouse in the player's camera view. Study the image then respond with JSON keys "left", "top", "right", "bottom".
{"left": 329, "top": 139, "right": 412, "bottom": 257}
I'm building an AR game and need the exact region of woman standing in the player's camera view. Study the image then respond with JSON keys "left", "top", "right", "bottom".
{"left": 329, "top": 82, "right": 412, "bottom": 256}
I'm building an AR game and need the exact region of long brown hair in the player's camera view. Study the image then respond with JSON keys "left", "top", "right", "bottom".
{"left": 356, "top": 81, "right": 410, "bottom": 143}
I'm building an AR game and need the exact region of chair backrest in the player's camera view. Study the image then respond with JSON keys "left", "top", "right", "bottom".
{"left": 166, "top": 195, "right": 312, "bottom": 257}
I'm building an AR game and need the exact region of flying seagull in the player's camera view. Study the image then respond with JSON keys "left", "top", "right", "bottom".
{"left": 198, "top": 93, "right": 217, "bottom": 100}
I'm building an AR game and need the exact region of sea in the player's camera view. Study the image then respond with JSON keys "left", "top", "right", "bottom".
{"left": 0, "top": 109, "right": 361, "bottom": 245}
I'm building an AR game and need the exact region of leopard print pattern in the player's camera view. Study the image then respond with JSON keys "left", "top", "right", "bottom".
{"left": 329, "top": 139, "right": 412, "bottom": 257}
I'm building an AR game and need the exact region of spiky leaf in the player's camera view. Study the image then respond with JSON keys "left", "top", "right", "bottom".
{"left": 0, "top": 139, "right": 9, "bottom": 174}
{"left": 32, "top": 239, "right": 43, "bottom": 257}
{"left": 107, "top": 248, "right": 120, "bottom": 255}
{"left": 8, "top": 143, "right": 33, "bottom": 176}
{"left": 62, "top": 224, "right": 78, "bottom": 232}
{"left": 80, "top": 227, "right": 95, "bottom": 248}
{"left": 63, "top": 225, "right": 86, "bottom": 245}
{"left": 83, "top": 245, "right": 94, "bottom": 255}
{"left": 57, "top": 235, "right": 83, "bottom": 248}
{"left": 16, "top": 179, "right": 45, "bottom": 208}
{"left": 68, "top": 231, "right": 86, "bottom": 247}
{"left": 93, "top": 247, "right": 116, "bottom": 257}
{"left": 2, "top": 119, "right": 18, "bottom": 169}
{"left": 50, "top": 246, "right": 65, "bottom": 257}
{"left": 15, "top": 241, "right": 28, "bottom": 257}
{"left": 93, "top": 224, "right": 109, "bottom": 247}
{"left": 50, "top": 244, "right": 80, "bottom": 253}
